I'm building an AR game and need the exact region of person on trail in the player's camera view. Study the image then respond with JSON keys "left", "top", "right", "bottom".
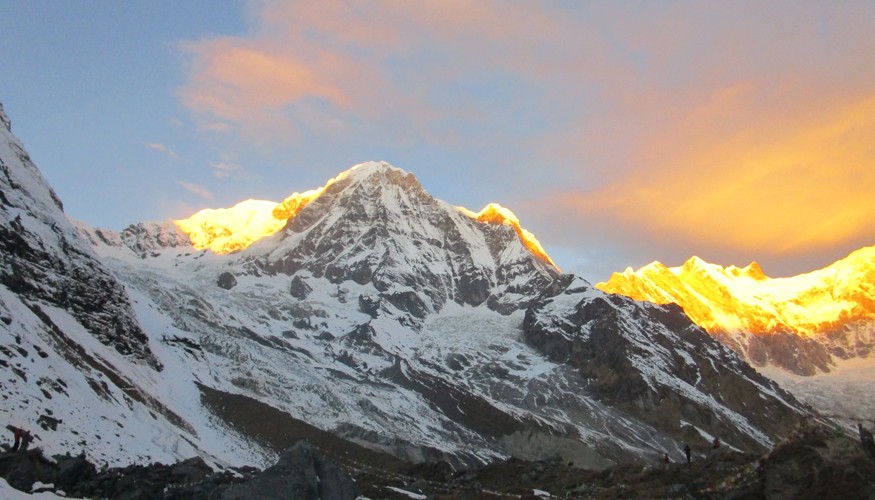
{"left": 712, "top": 437, "right": 720, "bottom": 449}
{"left": 11, "top": 427, "right": 22, "bottom": 452}
{"left": 684, "top": 444, "right": 691, "bottom": 464}
{"left": 19, "top": 429, "right": 32, "bottom": 452}
{"left": 860, "top": 424, "right": 875, "bottom": 446}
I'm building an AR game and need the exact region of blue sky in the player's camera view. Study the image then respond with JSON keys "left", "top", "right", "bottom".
{"left": 2, "top": 1, "right": 874, "bottom": 281}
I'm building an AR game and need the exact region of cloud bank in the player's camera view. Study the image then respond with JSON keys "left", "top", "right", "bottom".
{"left": 177, "top": 1, "right": 875, "bottom": 278}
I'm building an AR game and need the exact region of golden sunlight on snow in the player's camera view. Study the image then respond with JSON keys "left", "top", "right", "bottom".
{"left": 470, "top": 203, "right": 560, "bottom": 270}
{"left": 596, "top": 246, "right": 875, "bottom": 338}
{"left": 175, "top": 189, "right": 324, "bottom": 254}
{"left": 173, "top": 163, "right": 558, "bottom": 266}
{"left": 175, "top": 199, "right": 287, "bottom": 254}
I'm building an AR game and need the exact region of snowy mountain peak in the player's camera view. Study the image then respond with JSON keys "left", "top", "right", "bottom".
{"left": 466, "top": 203, "right": 558, "bottom": 270}
{"left": 321, "top": 160, "right": 425, "bottom": 199}
{"left": 333, "top": 160, "right": 405, "bottom": 182}
{"left": 727, "top": 261, "right": 768, "bottom": 280}
{"left": 162, "top": 161, "right": 558, "bottom": 287}
{"left": 170, "top": 162, "right": 423, "bottom": 255}
{"left": 241, "top": 162, "right": 559, "bottom": 315}
{"left": 175, "top": 199, "right": 288, "bottom": 254}
{"left": 680, "top": 255, "right": 710, "bottom": 274}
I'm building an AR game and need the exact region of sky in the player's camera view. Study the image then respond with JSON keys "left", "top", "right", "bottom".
{"left": 1, "top": 1, "right": 874, "bottom": 282}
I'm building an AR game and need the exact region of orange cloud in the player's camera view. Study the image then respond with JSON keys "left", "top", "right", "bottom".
{"left": 562, "top": 88, "right": 875, "bottom": 257}
{"left": 177, "top": 1, "right": 584, "bottom": 144}
{"left": 179, "top": 39, "right": 353, "bottom": 139}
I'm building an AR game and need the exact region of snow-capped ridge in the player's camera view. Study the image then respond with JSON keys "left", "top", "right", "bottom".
{"left": 597, "top": 246, "right": 875, "bottom": 374}
{"left": 727, "top": 261, "right": 767, "bottom": 280}
{"left": 463, "top": 203, "right": 558, "bottom": 271}
{"left": 175, "top": 199, "right": 287, "bottom": 254}
{"left": 164, "top": 161, "right": 558, "bottom": 276}
{"left": 0, "top": 102, "right": 12, "bottom": 133}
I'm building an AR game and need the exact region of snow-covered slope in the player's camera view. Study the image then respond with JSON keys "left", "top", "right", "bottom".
{"left": 0, "top": 104, "right": 155, "bottom": 368}
{"left": 78, "top": 161, "right": 813, "bottom": 466}
{"left": 597, "top": 251, "right": 875, "bottom": 375}
{"left": 2, "top": 101, "right": 814, "bottom": 470}
{"left": 0, "top": 102, "right": 271, "bottom": 468}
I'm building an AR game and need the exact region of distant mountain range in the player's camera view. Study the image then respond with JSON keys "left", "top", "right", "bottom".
{"left": 597, "top": 248, "right": 875, "bottom": 375}
{"left": 0, "top": 101, "right": 812, "bottom": 474}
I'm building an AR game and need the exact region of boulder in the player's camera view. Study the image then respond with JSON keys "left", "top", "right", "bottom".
{"left": 217, "top": 272, "right": 237, "bottom": 290}
{"left": 289, "top": 275, "right": 312, "bottom": 299}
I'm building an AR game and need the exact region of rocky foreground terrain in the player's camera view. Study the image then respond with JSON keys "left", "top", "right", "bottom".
{"left": 2, "top": 419, "right": 874, "bottom": 499}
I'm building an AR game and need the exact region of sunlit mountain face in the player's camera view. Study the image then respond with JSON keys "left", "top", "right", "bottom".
{"left": 174, "top": 189, "right": 325, "bottom": 254}
{"left": 465, "top": 202, "right": 559, "bottom": 270}
{"left": 597, "top": 247, "right": 875, "bottom": 375}
{"left": 172, "top": 162, "right": 558, "bottom": 269}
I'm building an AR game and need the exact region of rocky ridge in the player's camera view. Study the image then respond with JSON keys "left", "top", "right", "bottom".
{"left": 0, "top": 103, "right": 157, "bottom": 368}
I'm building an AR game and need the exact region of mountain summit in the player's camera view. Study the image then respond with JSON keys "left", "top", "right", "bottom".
{"left": 168, "top": 161, "right": 560, "bottom": 316}
{"left": 173, "top": 161, "right": 556, "bottom": 269}
{"left": 597, "top": 248, "right": 875, "bottom": 375}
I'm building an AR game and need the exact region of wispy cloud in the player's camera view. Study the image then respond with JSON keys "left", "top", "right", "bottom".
{"left": 211, "top": 161, "right": 242, "bottom": 179}
{"left": 177, "top": 181, "right": 214, "bottom": 200}
{"left": 147, "top": 142, "right": 179, "bottom": 160}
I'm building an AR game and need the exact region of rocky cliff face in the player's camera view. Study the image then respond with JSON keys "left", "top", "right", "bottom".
{"left": 524, "top": 275, "right": 805, "bottom": 452}
{"left": 597, "top": 250, "right": 875, "bottom": 375}
{"left": 0, "top": 103, "right": 157, "bottom": 368}
{"left": 0, "top": 102, "right": 271, "bottom": 470}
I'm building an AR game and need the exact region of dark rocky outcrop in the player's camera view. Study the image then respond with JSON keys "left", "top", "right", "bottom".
{"left": 0, "top": 102, "right": 159, "bottom": 369}
{"left": 217, "top": 272, "right": 238, "bottom": 290}
{"left": 5, "top": 421, "right": 872, "bottom": 499}
{"left": 220, "top": 442, "right": 359, "bottom": 500}
{"left": 0, "top": 442, "right": 357, "bottom": 500}
{"left": 289, "top": 275, "right": 312, "bottom": 299}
